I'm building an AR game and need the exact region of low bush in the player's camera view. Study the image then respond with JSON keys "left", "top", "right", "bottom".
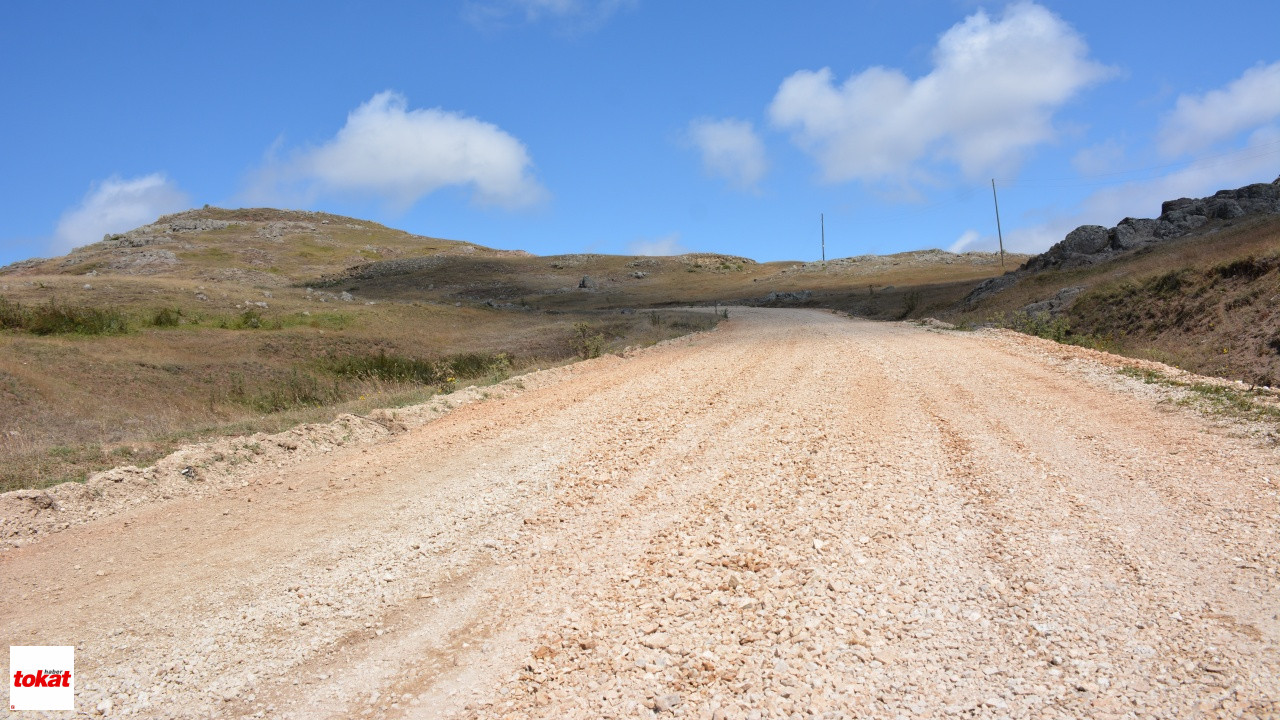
{"left": 323, "top": 350, "right": 511, "bottom": 386}
{"left": 151, "top": 307, "right": 182, "bottom": 327}
{"left": 1004, "top": 311, "right": 1108, "bottom": 350}
{"left": 0, "top": 296, "right": 129, "bottom": 335}
{"left": 570, "top": 322, "right": 606, "bottom": 359}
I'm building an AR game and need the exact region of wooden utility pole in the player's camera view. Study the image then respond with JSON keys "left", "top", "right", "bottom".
{"left": 820, "top": 213, "right": 826, "bottom": 263}
{"left": 991, "top": 179, "right": 1006, "bottom": 270}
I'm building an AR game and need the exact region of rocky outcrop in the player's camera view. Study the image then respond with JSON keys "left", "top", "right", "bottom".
{"left": 1020, "top": 286, "right": 1084, "bottom": 318}
{"left": 102, "top": 218, "right": 235, "bottom": 248}
{"left": 965, "top": 176, "right": 1280, "bottom": 307}
{"left": 1024, "top": 177, "right": 1280, "bottom": 273}
{"left": 749, "top": 290, "right": 812, "bottom": 306}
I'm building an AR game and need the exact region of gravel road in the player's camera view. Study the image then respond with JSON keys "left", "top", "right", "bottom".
{"left": 2, "top": 309, "right": 1278, "bottom": 719}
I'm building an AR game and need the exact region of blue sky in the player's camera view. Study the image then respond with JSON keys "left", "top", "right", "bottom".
{"left": 3, "top": 1, "right": 1279, "bottom": 265}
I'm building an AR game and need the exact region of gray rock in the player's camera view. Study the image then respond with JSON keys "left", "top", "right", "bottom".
{"left": 1021, "top": 286, "right": 1084, "bottom": 318}
{"left": 963, "top": 273, "right": 1019, "bottom": 307}
{"left": 578, "top": 275, "right": 597, "bottom": 289}
{"left": 1160, "top": 197, "right": 1198, "bottom": 215}
{"left": 106, "top": 249, "right": 179, "bottom": 274}
{"left": 1155, "top": 213, "right": 1208, "bottom": 238}
{"left": 1110, "top": 218, "right": 1157, "bottom": 250}
{"left": 1061, "top": 225, "right": 1109, "bottom": 255}
{"left": 168, "top": 219, "right": 231, "bottom": 233}
{"left": 1207, "top": 198, "right": 1245, "bottom": 219}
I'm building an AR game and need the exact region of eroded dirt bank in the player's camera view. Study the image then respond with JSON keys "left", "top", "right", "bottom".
{"left": 2, "top": 309, "right": 1277, "bottom": 719}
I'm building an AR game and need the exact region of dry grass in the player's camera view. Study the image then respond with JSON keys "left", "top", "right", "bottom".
{"left": 0, "top": 305, "right": 715, "bottom": 492}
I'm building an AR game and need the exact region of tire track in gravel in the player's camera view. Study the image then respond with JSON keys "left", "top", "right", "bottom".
{"left": 871, "top": 324, "right": 1280, "bottom": 717}
{"left": 261, "top": 311, "right": 861, "bottom": 719}
{"left": 1, "top": 309, "right": 1277, "bottom": 719}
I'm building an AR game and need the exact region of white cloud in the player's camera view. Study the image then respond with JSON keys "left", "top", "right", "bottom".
{"left": 52, "top": 174, "right": 189, "bottom": 253}
{"left": 464, "top": 0, "right": 636, "bottom": 30}
{"left": 768, "top": 2, "right": 1110, "bottom": 185}
{"left": 687, "top": 118, "right": 768, "bottom": 191}
{"left": 247, "top": 91, "right": 546, "bottom": 210}
{"left": 949, "top": 229, "right": 981, "bottom": 253}
{"left": 628, "top": 232, "right": 687, "bottom": 256}
{"left": 1158, "top": 61, "right": 1280, "bottom": 156}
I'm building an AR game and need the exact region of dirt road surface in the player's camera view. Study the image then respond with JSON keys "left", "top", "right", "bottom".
{"left": 3, "top": 309, "right": 1278, "bottom": 719}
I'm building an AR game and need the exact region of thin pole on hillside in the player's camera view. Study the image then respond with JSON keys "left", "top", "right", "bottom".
{"left": 990, "top": 179, "right": 1006, "bottom": 270}
{"left": 820, "top": 213, "right": 826, "bottom": 263}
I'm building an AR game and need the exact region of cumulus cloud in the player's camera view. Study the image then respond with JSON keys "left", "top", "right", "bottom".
{"left": 628, "top": 232, "right": 687, "bottom": 256}
{"left": 687, "top": 118, "right": 768, "bottom": 191}
{"left": 768, "top": 2, "right": 1110, "bottom": 185}
{"left": 1158, "top": 61, "right": 1280, "bottom": 157}
{"left": 52, "top": 174, "right": 189, "bottom": 253}
{"left": 247, "top": 91, "right": 546, "bottom": 210}
{"left": 464, "top": 0, "right": 636, "bottom": 31}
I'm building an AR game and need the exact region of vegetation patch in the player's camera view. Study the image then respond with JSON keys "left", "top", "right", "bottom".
{"left": 249, "top": 370, "right": 343, "bottom": 413}
{"left": 322, "top": 350, "right": 511, "bottom": 386}
{"left": 0, "top": 296, "right": 130, "bottom": 335}
{"left": 150, "top": 307, "right": 183, "bottom": 327}
{"left": 1118, "top": 365, "right": 1280, "bottom": 425}
{"left": 569, "top": 322, "right": 606, "bottom": 359}
{"left": 1002, "top": 311, "right": 1110, "bottom": 350}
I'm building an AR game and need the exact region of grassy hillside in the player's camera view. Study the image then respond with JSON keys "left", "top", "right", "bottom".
{"left": 0, "top": 207, "right": 1017, "bottom": 491}
{"left": 951, "top": 213, "right": 1280, "bottom": 386}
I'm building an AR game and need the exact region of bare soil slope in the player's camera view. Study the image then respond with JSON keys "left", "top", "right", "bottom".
{"left": 2, "top": 309, "right": 1277, "bottom": 719}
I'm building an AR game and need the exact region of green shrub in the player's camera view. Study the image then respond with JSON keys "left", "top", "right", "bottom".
{"left": 570, "top": 322, "right": 606, "bottom": 359}
{"left": 0, "top": 297, "right": 129, "bottom": 335}
{"left": 444, "top": 352, "right": 510, "bottom": 379}
{"left": 323, "top": 351, "right": 511, "bottom": 386}
{"left": 238, "top": 309, "right": 263, "bottom": 329}
{"left": 1004, "top": 311, "right": 1108, "bottom": 349}
{"left": 151, "top": 307, "right": 182, "bottom": 327}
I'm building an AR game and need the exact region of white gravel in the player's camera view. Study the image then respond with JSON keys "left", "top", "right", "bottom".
{"left": 2, "top": 309, "right": 1277, "bottom": 719}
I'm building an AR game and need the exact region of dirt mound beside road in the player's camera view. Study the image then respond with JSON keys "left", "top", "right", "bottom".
{"left": 1, "top": 308, "right": 1277, "bottom": 718}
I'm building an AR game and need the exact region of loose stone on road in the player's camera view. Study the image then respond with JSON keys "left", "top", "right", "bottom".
{"left": 1, "top": 308, "right": 1277, "bottom": 719}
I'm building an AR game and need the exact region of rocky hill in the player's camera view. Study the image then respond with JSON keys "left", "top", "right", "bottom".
{"left": 966, "top": 176, "right": 1280, "bottom": 306}
{"left": 952, "top": 175, "right": 1280, "bottom": 385}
